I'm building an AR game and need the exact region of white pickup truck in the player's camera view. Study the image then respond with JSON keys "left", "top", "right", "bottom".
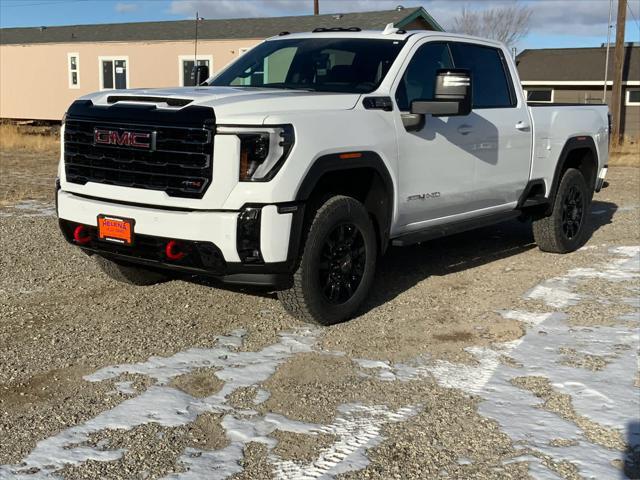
{"left": 57, "top": 27, "right": 609, "bottom": 325}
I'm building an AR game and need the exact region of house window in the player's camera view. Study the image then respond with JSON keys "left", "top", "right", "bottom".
{"left": 68, "top": 53, "right": 79, "bottom": 89}
{"left": 626, "top": 89, "right": 640, "bottom": 106}
{"left": 179, "top": 55, "right": 213, "bottom": 86}
{"left": 526, "top": 89, "right": 553, "bottom": 102}
{"left": 99, "top": 57, "right": 128, "bottom": 90}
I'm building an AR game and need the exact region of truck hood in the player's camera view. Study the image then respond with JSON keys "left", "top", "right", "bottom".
{"left": 82, "top": 86, "right": 361, "bottom": 123}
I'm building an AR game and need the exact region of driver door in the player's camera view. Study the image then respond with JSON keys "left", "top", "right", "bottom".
{"left": 393, "top": 41, "right": 477, "bottom": 230}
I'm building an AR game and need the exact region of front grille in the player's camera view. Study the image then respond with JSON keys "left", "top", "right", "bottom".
{"left": 63, "top": 100, "right": 214, "bottom": 199}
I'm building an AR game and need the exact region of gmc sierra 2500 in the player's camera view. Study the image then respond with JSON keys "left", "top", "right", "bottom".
{"left": 57, "top": 27, "right": 609, "bottom": 325}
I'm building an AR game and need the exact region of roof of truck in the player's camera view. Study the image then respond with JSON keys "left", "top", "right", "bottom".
{"left": 266, "top": 30, "right": 505, "bottom": 48}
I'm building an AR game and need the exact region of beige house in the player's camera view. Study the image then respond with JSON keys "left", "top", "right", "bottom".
{"left": 0, "top": 7, "right": 442, "bottom": 121}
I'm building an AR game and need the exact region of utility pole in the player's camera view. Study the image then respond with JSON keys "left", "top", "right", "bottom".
{"left": 194, "top": 10, "right": 199, "bottom": 66}
{"left": 610, "top": 0, "right": 627, "bottom": 147}
{"left": 314, "top": 0, "right": 319, "bottom": 15}
{"left": 602, "top": 0, "right": 613, "bottom": 102}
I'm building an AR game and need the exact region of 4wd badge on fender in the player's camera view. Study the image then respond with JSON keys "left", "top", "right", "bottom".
{"left": 408, "top": 192, "right": 441, "bottom": 201}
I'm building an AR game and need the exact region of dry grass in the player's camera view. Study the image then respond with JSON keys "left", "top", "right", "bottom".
{"left": 0, "top": 150, "right": 59, "bottom": 206}
{"left": 0, "top": 123, "right": 59, "bottom": 153}
{"left": 610, "top": 137, "right": 639, "bottom": 167}
{"left": 0, "top": 123, "right": 60, "bottom": 205}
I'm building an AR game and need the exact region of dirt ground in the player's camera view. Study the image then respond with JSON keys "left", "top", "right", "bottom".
{"left": 0, "top": 149, "right": 638, "bottom": 479}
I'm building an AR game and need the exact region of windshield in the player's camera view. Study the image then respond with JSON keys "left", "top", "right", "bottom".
{"left": 210, "top": 38, "right": 405, "bottom": 93}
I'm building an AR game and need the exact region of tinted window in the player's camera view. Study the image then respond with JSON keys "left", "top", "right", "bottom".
{"left": 212, "top": 38, "right": 404, "bottom": 93}
{"left": 527, "top": 89, "right": 552, "bottom": 102}
{"left": 395, "top": 42, "right": 454, "bottom": 111}
{"left": 449, "top": 43, "right": 514, "bottom": 108}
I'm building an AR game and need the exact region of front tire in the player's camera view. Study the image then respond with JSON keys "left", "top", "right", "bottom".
{"left": 278, "top": 195, "right": 377, "bottom": 325}
{"left": 94, "top": 256, "right": 168, "bottom": 286}
{"left": 533, "top": 168, "right": 590, "bottom": 253}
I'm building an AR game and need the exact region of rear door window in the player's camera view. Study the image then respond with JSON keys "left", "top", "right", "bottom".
{"left": 449, "top": 43, "right": 515, "bottom": 108}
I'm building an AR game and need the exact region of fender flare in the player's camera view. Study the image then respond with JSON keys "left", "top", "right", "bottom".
{"left": 294, "top": 151, "right": 395, "bottom": 251}
{"left": 547, "top": 136, "right": 598, "bottom": 209}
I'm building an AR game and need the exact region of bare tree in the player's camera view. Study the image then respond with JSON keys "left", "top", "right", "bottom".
{"left": 452, "top": 3, "right": 533, "bottom": 47}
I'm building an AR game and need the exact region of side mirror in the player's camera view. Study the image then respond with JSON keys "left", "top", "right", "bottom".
{"left": 410, "top": 69, "right": 472, "bottom": 117}
{"left": 193, "top": 65, "right": 210, "bottom": 86}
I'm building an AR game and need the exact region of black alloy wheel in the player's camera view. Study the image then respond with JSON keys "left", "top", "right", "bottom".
{"left": 532, "top": 167, "right": 591, "bottom": 253}
{"left": 278, "top": 195, "right": 377, "bottom": 325}
{"left": 561, "top": 184, "right": 584, "bottom": 240}
{"left": 318, "top": 223, "right": 367, "bottom": 304}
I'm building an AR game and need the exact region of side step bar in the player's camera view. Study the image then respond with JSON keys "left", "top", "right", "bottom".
{"left": 391, "top": 210, "right": 520, "bottom": 247}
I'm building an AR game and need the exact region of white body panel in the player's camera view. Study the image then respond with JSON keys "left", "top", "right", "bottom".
{"left": 529, "top": 106, "right": 609, "bottom": 191}
{"left": 56, "top": 30, "right": 609, "bottom": 271}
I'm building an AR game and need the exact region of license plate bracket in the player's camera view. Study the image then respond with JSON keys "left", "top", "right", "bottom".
{"left": 97, "top": 215, "right": 135, "bottom": 245}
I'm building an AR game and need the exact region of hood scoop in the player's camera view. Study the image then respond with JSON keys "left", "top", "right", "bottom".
{"left": 106, "top": 95, "right": 193, "bottom": 107}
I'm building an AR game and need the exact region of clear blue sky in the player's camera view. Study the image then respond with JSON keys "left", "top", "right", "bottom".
{"left": 1, "top": 0, "right": 638, "bottom": 51}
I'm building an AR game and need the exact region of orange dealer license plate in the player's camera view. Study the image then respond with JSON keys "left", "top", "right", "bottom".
{"left": 97, "top": 215, "right": 134, "bottom": 245}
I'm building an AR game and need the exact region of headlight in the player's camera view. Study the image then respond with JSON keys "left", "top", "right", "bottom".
{"left": 217, "top": 125, "right": 294, "bottom": 181}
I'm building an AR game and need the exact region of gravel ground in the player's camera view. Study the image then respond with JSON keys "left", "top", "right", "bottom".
{"left": 0, "top": 163, "right": 638, "bottom": 480}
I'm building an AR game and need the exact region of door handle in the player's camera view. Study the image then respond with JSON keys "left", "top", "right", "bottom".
{"left": 515, "top": 121, "right": 530, "bottom": 131}
{"left": 457, "top": 124, "right": 472, "bottom": 135}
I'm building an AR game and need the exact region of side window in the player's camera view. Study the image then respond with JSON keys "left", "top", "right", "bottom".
{"left": 68, "top": 53, "right": 79, "bottom": 89}
{"left": 449, "top": 43, "right": 514, "bottom": 108}
{"left": 526, "top": 89, "right": 553, "bottom": 102}
{"left": 395, "top": 42, "right": 453, "bottom": 111}
{"left": 264, "top": 46, "right": 297, "bottom": 84}
{"left": 230, "top": 46, "right": 296, "bottom": 86}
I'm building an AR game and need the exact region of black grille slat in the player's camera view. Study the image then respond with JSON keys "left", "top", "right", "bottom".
{"left": 65, "top": 144, "right": 210, "bottom": 169}
{"left": 63, "top": 102, "right": 214, "bottom": 199}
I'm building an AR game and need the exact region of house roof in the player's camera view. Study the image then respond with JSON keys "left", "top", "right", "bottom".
{"left": 0, "top": 7, "right": 442, "bottom": 45}
{"left": 516, "top": 46, "right": 639, "bottom": 82}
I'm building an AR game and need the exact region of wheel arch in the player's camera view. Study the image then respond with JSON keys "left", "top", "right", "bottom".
{"left": 295, "top": 151, "right": 395, "bottom": 254}
{"left": 547, "top": 136, "right": 599, "bottom": 211}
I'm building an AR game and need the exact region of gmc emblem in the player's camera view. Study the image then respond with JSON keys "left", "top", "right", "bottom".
{"left": 94, "top": 128, "right": 155, "bottom": 150}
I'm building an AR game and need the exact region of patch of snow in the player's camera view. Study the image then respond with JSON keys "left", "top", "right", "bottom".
{"left": 114, "top": 381, "right": 136, "bottom": 395}
{"left": 526, "top": 278, "right": 581, "bottom": 308}
{"left": 0, "top": 328, "right": 320, "bottom": 478}
{"left": 271, "top": 404, "right": 419, "bottom": 480}
{"left": 253, "top": 389, "right": 270, "bottom": 405}
{"left": 167, "top": 404, "right": 418, "bottom": 480}
{"left": 1, "top": 325, "right": 420, "bottom": 480}
{"left": 353, "top": 245, "right": 640, "bottom": 480}
{"left": 0, "top": 200, "right": 56, "bottom": 218}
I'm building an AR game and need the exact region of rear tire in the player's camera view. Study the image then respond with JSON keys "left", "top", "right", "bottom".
{"left": 533, "top": 168, "right": 590, "bottom": 253}
{"left": 94, "top": 256, "right": 168, "bottom": 286}
{"left": 278, "top": 195, "right": 377, "bottom": 325}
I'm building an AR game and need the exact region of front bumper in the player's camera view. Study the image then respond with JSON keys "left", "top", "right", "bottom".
{"left": 57, "top": 190, "right": 302, "bottom": 287}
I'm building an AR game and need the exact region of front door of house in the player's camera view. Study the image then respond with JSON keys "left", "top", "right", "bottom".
{"left": 182, "top": 59, "right": 210, "bottom": 86}
{"left": 102, "top": 59, "right": 127, "bottom": 89}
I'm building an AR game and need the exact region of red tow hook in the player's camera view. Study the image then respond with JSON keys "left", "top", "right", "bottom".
{"left": 165, "top": 240, "right": 187, "bottom": 261}
{"left": 73, "top": 225, "right": 91, "bottom": 245}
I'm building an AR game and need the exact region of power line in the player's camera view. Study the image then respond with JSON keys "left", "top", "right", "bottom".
{"left": 1, "top": 0, "right": 90, "bottom": 8}
{"left": 627, "top": 1, "right": 640, "bottom": 31}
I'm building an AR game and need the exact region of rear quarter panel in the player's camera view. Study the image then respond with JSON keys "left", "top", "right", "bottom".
{"left": 529, "top": 105, "right": 609, "bottom": 193}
